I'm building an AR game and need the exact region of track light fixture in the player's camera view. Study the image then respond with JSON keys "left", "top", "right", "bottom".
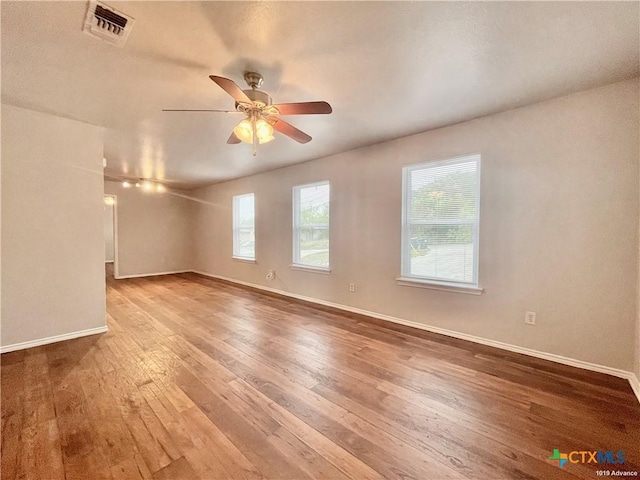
{"left": 121, "top": 179, "right": 166, "bottom": 193}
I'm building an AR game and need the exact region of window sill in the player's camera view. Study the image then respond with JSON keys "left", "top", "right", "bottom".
{"left": 396, "top": 277, "right": 484, "bottom": 295}
{"left": 290, "top": 264, "right": 331, "bottom": 275}
{"left": 232, "top": 257, "right": 257, "bottom": 264}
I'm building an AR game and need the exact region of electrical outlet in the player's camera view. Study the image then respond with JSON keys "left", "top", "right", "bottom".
{"left": 524, "top": 311, "right": 536, "bottom": 325}
{"left": 349, "top": 282, "right": 355, "bottom": 292}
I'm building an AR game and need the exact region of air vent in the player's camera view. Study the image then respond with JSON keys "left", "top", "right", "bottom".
{"left": 83, "top": 1, "right": 135, "bottom": 47}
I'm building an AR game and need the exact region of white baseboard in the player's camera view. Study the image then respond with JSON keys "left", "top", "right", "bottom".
{"left": 192, "top": 270, "right": 640, "bottom": 401}
{"left": 0, "top": 325, "right": 109, "bottom": 354}
{"left": 629, "top": 373, "right": 640, "bottom": 404}
{"left": 115, "top": 269, "right": 191, "bottom": 280}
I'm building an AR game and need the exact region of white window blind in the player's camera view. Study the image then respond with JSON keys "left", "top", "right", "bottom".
{"left": 293, "top": 182, "right": 330, "bottom": 268}
{"left": 402, "top": 155, "right": 480, "bottom": 286}
{"left": 232, "top": 193, "right": 255, "bottom": 260}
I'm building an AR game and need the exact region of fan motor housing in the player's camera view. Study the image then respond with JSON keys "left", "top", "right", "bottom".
{"left": 239, "top": 89, "right": 272, "bottom": 108}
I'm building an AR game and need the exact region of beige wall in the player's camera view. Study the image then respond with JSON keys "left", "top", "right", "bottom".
{"left": 193, "top": 79, "right": 639, "bottom": 372}
{"left": 1, "top": 104, "right": 106, "bottom": 348}
{"left": 104, "top": 181, "right": 193, "bottom": 278}
{"left": 637, "top": 134, "right": 640, "bottom": 381}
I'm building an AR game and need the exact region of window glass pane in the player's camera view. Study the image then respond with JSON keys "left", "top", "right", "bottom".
{"left": 233, "top": 193, "right": 255, "bottom": 259}
{"left": 299, "top": 185, "right": 330, "bottom": 226}
{"left": 236, "top": 227, "right": 255, "bottom": 258}
{"left": 298, "top": 226, "right": 329, "bottom": 267}
{"left": 410, "top": 160, "right": 478, "bottom": 222}
{"left": 409, "top": 224, "right": 475, "bottom": 282}
{"left": 403, "top": 156, "right": 480, "bottom": 285}
{"left": 236, "top": 195, "right": 255, "bottom": 226}
{"left": 294, "top": 182, "right": 330, "bottom": 268}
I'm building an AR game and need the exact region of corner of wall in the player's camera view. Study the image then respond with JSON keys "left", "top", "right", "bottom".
{"left": 2, "top": 104, "right": 106, "bottom": 349}
{"left": 104, "top": 181, "right": 197, "bottom": 277}
{"left": 637, "top": 87, "right": 640, "bottom": 383}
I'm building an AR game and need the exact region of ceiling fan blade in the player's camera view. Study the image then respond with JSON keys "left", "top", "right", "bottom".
{"left": 209, "top": 75, "right": 253, "bottom": 105}
{"left": 271, "top": 118, "right": 312, "bottom": 144}
{"left": 227, "top": 132, "right": 241, "bottom": 144}
{"left": 271, "top": 101, "right": 332, "bottom": 115}
{"left": 162, "top": 109, "right": 241, "bottom": 113}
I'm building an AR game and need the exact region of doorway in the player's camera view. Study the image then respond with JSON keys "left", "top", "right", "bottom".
{"left": 104, "top": 194, "right": 118, "bottom": 280}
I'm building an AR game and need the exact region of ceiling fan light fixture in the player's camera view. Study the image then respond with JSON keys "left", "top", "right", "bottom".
{"left": 166, "top": 73, "right": 331, "bottom": 152}
{"left": 255, "top": 119, "right": 274, "bottom": 144}
{"left": 233, "top": 119, "right": 254, "bottom": 144}
{"left": 233, "top": 118, "right": 274, "bottom": 145}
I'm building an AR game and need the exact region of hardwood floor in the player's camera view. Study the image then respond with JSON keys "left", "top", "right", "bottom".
{"left": 2, "top": 271, "right": 639, "bottom": 480}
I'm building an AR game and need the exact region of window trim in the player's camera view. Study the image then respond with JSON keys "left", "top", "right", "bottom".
{"left": 232, "top": 257, "right": 257, "bottom": 264}
{"left": 232, "top": 192, "right": 256, "bottom": 261}
{"left": 292, "top": 180, "right": 331, "bottom": 270}
{"left": 400, "top": 154, "right": 481, "bottom": 288}
{"left": 396, "top": 277, "right": 484, "bottom": 295}
{"left": 290, "top": 264, "right": 331, "bottom": 274}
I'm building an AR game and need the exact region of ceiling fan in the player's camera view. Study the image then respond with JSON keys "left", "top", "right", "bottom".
{"left": 163, "top": 72, "right": 332, "bottom": 156}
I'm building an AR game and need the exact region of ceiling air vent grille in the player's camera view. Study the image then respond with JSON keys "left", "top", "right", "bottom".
{"left": 83, "top": 1, "right": 135, "bottom": 47}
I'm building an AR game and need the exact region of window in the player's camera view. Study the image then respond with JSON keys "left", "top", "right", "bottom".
{"left": 232, "top": 193, "right": 255, "bottom": 260}
{"left": 293, "top": 182, "right": 330, "bottom": 269}
{"left": 401, "top": 155, "right": 480, "bottom": 287}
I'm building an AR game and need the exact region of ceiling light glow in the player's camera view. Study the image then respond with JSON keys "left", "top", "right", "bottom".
{"left": 233, "top": 119, "right": 253, "bottom": 144}
{"left": 233, "top": 117, "right": 274, "bottom": 145}
{"left": 255, "top": 119, "right": 274, "bottom": 144}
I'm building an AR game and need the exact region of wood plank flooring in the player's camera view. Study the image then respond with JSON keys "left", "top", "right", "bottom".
{"left": 2, "top": 270, "right": 639, "bottom": 479}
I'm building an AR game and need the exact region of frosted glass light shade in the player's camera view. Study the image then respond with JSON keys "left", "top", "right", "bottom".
{"left": 233, "top": 119, "right": 253, "bottom": 143}
{"left": 233, "top": 118, "right": 275, "bottom": 144}
{"left": 255, "top": 119, "right": 274, "bottom": 144}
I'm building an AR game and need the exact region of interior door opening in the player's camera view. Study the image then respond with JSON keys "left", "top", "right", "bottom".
{"left": 104, "top": 194, "right": 117, "bottom": 280}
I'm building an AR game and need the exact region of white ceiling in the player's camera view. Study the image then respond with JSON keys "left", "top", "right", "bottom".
{"left": 2, "top": 1, "right": 638, "bottom": 188}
